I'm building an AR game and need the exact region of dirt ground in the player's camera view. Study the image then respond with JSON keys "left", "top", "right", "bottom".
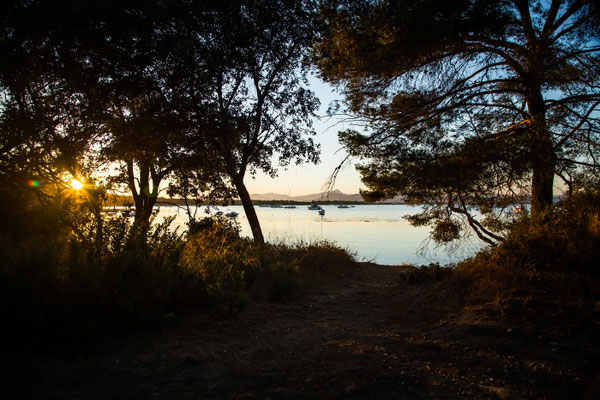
{"left": 3, "top": 263, "right": 599, "bottom": 399}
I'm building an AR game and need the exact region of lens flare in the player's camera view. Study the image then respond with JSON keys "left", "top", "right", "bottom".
{"left": 27, "top": 180, "right": 41, "bottom": 187}
{"left": 70, "top": 179, "right": 84, "bottom": 190}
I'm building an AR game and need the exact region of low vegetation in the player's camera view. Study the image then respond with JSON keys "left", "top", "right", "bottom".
{"left": 0, "top": 189, "right": 356, "bottom": 349}
{"left": 398, "top": 263, "right": 455, "bottom": 284}
{"left": 398, "top": 188, "right": 600, "bottom": 325}
{"left": 456, "top": 189, "right": 600, "bottom": 304}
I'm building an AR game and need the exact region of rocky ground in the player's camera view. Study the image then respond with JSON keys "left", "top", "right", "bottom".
{"left": 3, "top": 263, "right": 599, "bottom": 399}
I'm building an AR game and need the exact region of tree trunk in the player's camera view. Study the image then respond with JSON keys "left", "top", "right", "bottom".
{"left": 527, "top": 91, "right": 555, "bottom": 217}
{"left": 93, "top": 204, "right": 104, "bottom": 256}
{"left": 530, "top": 138, "right": 555, "bottom": 216}
{"left": 232, "top": 174, "right": 264, "bottom": 245}
{"left": 132, "top": 199, "right": 156, "bottom": 233}
{"left": 126, "top": 159, "right": 159, "bottom": 243}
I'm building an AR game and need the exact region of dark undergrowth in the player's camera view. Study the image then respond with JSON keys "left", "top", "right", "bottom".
{"left": 456, "top": 189, "right": 600, "bottom": 306}
{"left": 0, "top": 189, "right": 356, "bottom": 351}
{"left": 399, "top": 189, "right": 600, "bottom": 335}
{"left": 180, "top": 217, "right": 356, "bottom": 313}
{"left": 398, "top": 263, "right": 455, "bottom": 284}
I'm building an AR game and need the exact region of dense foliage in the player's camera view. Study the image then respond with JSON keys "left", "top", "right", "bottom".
{"left": 1, "top": 0, "right": 320, "bottom": 243}
{"left": 457, "top": 187, "right": 600, "bottom": 297}
{"left": 0, "top": 182, "right": 355, "bottom": 345}
{"left": 316, "top": 0, "right": 600, "bottom": 245}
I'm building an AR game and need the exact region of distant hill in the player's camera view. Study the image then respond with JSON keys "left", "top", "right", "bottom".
{"left": 250, "top": 190, "right": 363, "bottom": 202}
{"left": 250, "top": 189, "right": 360, "bottom": 202}
{"left": 250, "top": 190, "right": 405, "bottom": 203}
{"left": 249, "top": 192, "right": 292, "bottom": 201}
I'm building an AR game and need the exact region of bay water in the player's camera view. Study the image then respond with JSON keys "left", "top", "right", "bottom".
{"left": 157, "top": 204, "right": 482, "bottom": 265}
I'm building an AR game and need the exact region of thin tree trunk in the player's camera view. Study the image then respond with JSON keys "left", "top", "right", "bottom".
{"left": 232, "top": 174, "right": 264, "bottom": 245}
{"left": 93, "top": 204, "right": 104, "bottom": 256}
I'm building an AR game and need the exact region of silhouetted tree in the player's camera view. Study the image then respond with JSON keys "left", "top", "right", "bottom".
{"left": 0, "top": 0, "right": 96, "bottom": 189}
{"left": 63, "top": 1, "right": 204, "bottom": 235}
{"left": 181, "top": 0, "right": 321, "bottom": 243}
{"left": 316, "top": 0, "right": 600, "bottom": 245}
{"left": 3, "top": 0, "right": 321, "bottom": 245}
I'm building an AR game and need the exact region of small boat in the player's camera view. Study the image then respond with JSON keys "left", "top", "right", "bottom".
{"left": 102, "top": 206, "right": 118, "bottom": 215}
{"left": 318, "top": 209, "right": 325, "bottom": 216}
{"left": 308, "top": 204, "right": 320, "bottom": 210}
{"left": 337, "top": 204, "right": 349, "bottom": 209}
{"left": 284, "top": 205, "right": 296, "bottom": 209}
{"left": 258, "top": 204, "right": 270, "bottom": 208}
{"left": 120, "top": 209, "right": 134, "bottom": 217}
{"left": 270, "top": 204, "right": 282, "bottom": 208}
{"left": 225, "top": 211, "right": 239, "bottom": 218}
{"left": 215, "top": 211, "right": 224, "bottom": 216}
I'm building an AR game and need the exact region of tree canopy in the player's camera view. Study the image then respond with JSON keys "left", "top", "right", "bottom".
{"left": 173, "top": 0, "right": 320, "bottom": 243}
{"left": 1, "top": 0, "right": 321, "bottom": 243}
{"left": 315, "top": 0, "right": 600, "bottom": 245}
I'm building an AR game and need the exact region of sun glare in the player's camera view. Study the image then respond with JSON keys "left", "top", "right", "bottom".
{"left": 70, "top": 179, "right": 84, "bottom": 190}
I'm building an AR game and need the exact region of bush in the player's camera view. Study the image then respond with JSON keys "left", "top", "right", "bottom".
{"left": 456, "top": 189, "right": 600, "bottom": 302}
{"left": 399, "top": 263, "right": 455, "bottom": 284}
{"left": 179, "top": 217, "right": 259, "bottom": 312}
{"left": 247, "top": 259, "right": 300, "bottom": 302}
{"left": 0, "top": 190, "right": 359, "bottom": 348}
{"left": 180, "top": 222, "right": 357, "bottom": 307}
{"left": 0, "top": 189, "right": 190, "bottom": 347}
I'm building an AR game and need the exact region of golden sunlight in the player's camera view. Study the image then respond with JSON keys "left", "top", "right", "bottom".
{"left": 70, "top": 179, "right": 84, "bottom": 190}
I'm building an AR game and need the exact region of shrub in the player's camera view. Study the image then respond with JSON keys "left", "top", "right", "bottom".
{"left": 247, "top": 259, "right": 300, "bottom": 302}
{"left": 399, "top": 263, "right": 455, "bottom": 284}
{"left": 456, "top": 189, "right": 600, "bottom": 302}
{"left": 179, "top": 229, "right": 358, "bottom": 307}
{"left": 0, "top": 191, "right": 189, "bottom": 347}
{"left": 179, "top": 217, "right": 259, "bottom": 312}
{"left": 1, "top": 193, "right": 359, "bottom": 348}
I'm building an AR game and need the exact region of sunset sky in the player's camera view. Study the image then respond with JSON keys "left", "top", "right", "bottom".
{"left": 244, "top": 75, "right": 367, "bottom": 196}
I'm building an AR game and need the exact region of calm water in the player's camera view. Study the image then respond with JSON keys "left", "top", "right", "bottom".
{"left": 157, "top": 204, "right": 483, "bottom": 265}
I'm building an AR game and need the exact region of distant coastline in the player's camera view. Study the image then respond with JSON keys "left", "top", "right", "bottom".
{"left": 106, "top": 192, "right": 564, "bottom": 208}
{"left": 107, "top": 197, "right": 405, "bottom": 207}
{"left": 107, "top": 189, "right": 406, "bottom": 207}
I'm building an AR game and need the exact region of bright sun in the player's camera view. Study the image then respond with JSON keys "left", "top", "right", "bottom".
{"left": 70, "top": 179, "right": 84, "bottom": 190}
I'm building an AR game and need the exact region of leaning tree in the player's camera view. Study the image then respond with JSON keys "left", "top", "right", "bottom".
{"left": 180, "top": 0, "right": 321, "bottom": 244}
{"left": 315, "top": 0, "right": 600, "bottom": 245}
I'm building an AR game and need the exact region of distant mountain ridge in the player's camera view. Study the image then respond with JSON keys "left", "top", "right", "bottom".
{"left": 250, "top": 190, "right": 405, "bottom": 203}
{"left": 250, "top": 189, "right": 361, "bottom": 202}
